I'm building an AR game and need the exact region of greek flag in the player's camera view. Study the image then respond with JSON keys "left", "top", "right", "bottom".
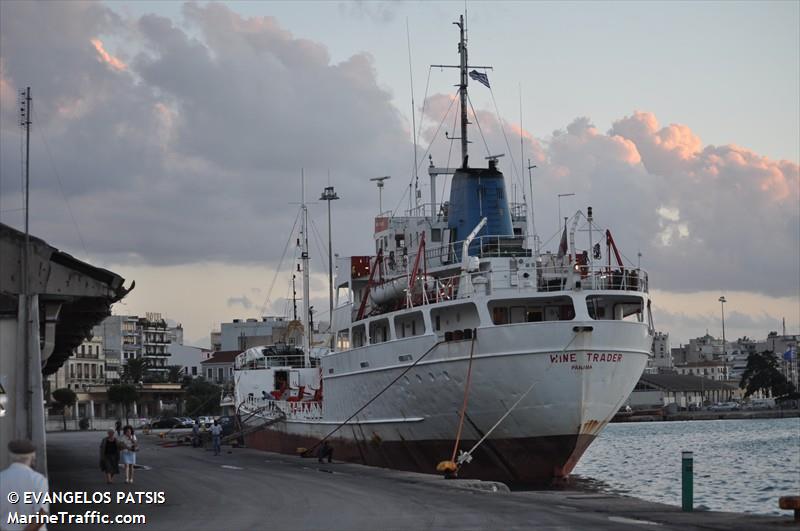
{"left": 469, "top": 70, "right": 490, "bottom": 88}
{"left": 784, "top": 347, "right": 796, "bottom": 361}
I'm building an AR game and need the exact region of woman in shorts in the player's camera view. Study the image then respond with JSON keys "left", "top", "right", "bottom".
{"left": 119, "top": 425, "right": 138, "bottom": 483}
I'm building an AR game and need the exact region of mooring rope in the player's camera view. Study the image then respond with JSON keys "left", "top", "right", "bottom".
{"left": 455, "top": 331, "right": 579, "bottom": 472}
{"left": 450, "top": 331, "right": 478, "bottom": 463}
{"left": 303, "top": 338, "right": 444, "bottom": 457}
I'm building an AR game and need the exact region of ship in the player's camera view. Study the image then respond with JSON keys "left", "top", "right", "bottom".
{"left": 233, "top": 15, "right": 653, "bottom": 483}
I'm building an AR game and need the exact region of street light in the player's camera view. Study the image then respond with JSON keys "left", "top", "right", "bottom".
{"left": 370, "top": 176, "right": 391, "bottom": 214}
{"left": 557, "top": 193, "right": 575, "bottom": 230}
{"left": 719, "top": 296, "right": 727, "bottom": 374}
{"left": 320, "top": 186, "right": 339, "bottom": 349}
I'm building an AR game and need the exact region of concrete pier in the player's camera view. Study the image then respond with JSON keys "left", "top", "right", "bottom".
{"left": 44, "top": 431, "right": 790, "bottom": 530}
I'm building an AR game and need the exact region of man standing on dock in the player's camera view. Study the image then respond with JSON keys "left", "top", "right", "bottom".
{"left": 210, "top": 420, "right": 222, "bottom": 456}
{"left": 0, "top": 440, "right": 50, "bottom": 530}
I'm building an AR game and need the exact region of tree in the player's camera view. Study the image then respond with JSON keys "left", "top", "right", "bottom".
{"left": 108, "top": 384, "right": 139, "bottom": 424}
{"left": 740, "top": 350, "right": 796, "bottom": 399}
{"left": 123, "top": 357, "right": 148, "bottom": 384}
{"left": 184, "top": 379, "right": 221, "bottom": 417}
{"left": 166, "top": 365, "right": 184, "bottom": 384}
{"left": 52, "top": 388, "right": 77, "bottom": 431}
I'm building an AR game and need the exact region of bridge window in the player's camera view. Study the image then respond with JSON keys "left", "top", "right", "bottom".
{"left": 586, "top": 295, "right": 643, "bottom": 321}
{"left": 489, "top": 296, "right": 574, "bottom": 324}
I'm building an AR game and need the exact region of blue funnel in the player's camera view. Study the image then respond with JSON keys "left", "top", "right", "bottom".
{"left": 447, "top": 162, "right": 513, "bottom": 260}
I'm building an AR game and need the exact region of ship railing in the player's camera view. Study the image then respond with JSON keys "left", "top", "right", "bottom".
{"left": 536, "top": 264, "right": 648, "bottom": 293}
{"left": 423, "top": 234, "right": 532, "bottom": 265}
{"left": 241, "top": 395, "right": 322, "bottom": 420}
{"left": 354, "top": 264, "right": 648, "bottom": 319}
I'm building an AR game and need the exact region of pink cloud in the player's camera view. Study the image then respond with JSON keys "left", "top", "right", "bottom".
{"left": 90, "top": 38, "right": 127, "bottom": 72}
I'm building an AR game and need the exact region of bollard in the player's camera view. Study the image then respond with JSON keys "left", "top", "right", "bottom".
{"left": 681, "top": 451, "right": 693, "bottom": 512}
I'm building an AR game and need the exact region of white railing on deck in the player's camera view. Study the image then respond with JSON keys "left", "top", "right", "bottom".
{"left": 242, "top": 395, "right": 322, "bottom": 420}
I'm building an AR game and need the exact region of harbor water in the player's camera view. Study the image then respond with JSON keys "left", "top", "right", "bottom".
{"left": 573, "top": 418, "right": 800, "bottom": 516}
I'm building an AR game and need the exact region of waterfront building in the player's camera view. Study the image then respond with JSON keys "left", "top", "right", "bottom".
{"left": 628, "top": 373, "right": 737, "bottom": 409}
{"left": 673, "top": 360, "right": 729, "bottom": 381}
{"left": 45, "top": 336, "right": 106, "bottom": 394}
{"left": 95, "top": 312, "right": 175, "bottom": 378}
{"left": 167, "top": 344, "right": 213, "bottom": 379}
{"left": 210, "top": 330, "right": 222, "bottom": 351}
{"left": 220, "top": 316, "right": 302, "bottom": 350}
{"left": 200, "top": 350, "right": 241, "bottom": 385}
{"left": 648, "top": 331, "right": 672, "bottom": 371}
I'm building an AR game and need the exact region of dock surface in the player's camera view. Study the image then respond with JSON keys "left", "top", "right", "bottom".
{"left": 44, "top": 431, "right": 790, "bottom": 530}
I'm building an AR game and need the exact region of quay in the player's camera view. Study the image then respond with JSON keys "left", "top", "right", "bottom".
{"left": 45, "top": 431, "right": 791, "bottom": 530}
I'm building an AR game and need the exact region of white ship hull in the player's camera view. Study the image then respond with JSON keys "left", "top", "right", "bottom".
{"left": 236, "top": 318, "right": 650, "bottom": 482}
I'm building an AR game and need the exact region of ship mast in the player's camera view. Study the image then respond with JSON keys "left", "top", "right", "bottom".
{"left": 456, "top": 15, "right": 469, "bottom": 167}
{"left": 300, "top": 170, "right": 311, "bottom": 367}
{"left": 432, "top": 15, "right": 492, "bottom": 169}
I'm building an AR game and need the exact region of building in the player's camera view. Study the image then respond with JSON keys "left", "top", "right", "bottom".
{"left": 210, "top": 330, "right": 222, "bottom": 351}
{"left": 95, "top": 312, "right": 175, "bottom": 379}
{"left": 648, "top": 331, "right": 672, "bottom": 371}
{"left": 200, "top": 350, "right": 241, "bottom": 385}
{"left": 674, "top": 360, "right": 729, "bottom": 381}
{"left": 628, "top": 373, "right": 738, "bottom": 409}
{"left": 46, "top": 335, "right": 106, "bottom": 394}
{"left": 168, "top": 344, "right": 213, "bottom": 379}
{"left": 220, "top": 317, "right": 300, "bottom": 350}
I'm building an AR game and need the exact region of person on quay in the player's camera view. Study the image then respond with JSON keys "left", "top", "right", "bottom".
{"left": 115, "top": 419, "right": 122, "bottom": 436}
{"left": 119, "top": 425, "right": 138, "bottom": 483}
{"left": 192, "top": 420, "right": 200, "bottom": 448}
{"left": 100, "top": 429, "right": 121, "bottom": 484}
{"left": 0, "top": 440, "right": 50, "bottom": 531}
{"left": 210, "top": 420, "right": 222, "bottom": 456}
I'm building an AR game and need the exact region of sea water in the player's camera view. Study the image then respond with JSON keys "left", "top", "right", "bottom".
{"left": 573, "top": 417, "right": 800, "bottom": 515}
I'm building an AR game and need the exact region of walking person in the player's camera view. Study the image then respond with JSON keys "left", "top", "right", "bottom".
{"left": 210, "top": 419, "right": 222, "bottom": 456}
{"left": 115, "top": 419, "right": 122, "bottom": 436}
{"left": 0, "top": 440, "right": 49, "bottom": 531}
{"left": 119, "top": 425, "right": 138, "bottom": 483}
{"left": 100, "top": 429, "right": 121, "bottom": 484}
{"left": 192, "top": 420, "right": 200, "bottom": 448}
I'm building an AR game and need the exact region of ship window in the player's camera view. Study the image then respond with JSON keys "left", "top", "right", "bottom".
{"left": 431, "top": 303, "right": 481, "bottom": 334}
{"left": 489, "top": 296, "right": 574, "bottom": 324}
{"left": 337, "top": 329, "right": 350, "bottom": 350}
{"left": 586, "top": 295, "right": 643, "bottom": 321}
{"left": 431, "top": 229, "right": 442, "bottom": 242}
{"left": 394, "top": 311, "right": 425, "bottom": 338}
{"left": 352, "top": 324, "right": 367, "bottom": 347}
{"left": 399, "top": 354, "right": 412, "bottom": 362}
{"left": 369, "top": 318, "right": 391, "bottom": 344}
{"left": 360, "top": 361, "right": 370, "bottom": 369}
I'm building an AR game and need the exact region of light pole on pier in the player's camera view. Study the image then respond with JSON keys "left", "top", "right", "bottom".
{"left": 370, "top": 176, "right": 391, "bottom": 214}
{"left": 719, "top": 296, "right": 728, "bottom": 376}
{"left": 320, "top": 185, "right": 339, "bottom": 349}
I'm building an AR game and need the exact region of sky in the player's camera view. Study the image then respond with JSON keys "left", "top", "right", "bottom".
{"left": 0, "top": 0, "right": 798, "bottom": 348}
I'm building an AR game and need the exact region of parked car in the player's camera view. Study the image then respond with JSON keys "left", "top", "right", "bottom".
{"left": 150, "top": 417, "right": 185, "bottom": 429}
{"left": 197, "top": 416, "right": 215, "bottom": 427}
{"left": 709, "top": 402, "right": 740, "bottom": 412}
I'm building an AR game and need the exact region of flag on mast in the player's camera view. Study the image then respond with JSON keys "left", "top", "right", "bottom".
{"left": 469, "top": 70, "right": 490, "bottom": 88}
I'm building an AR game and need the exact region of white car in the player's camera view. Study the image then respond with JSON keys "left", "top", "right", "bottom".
{"left": 197, "top": 416, "right": 215, "bottom": 427}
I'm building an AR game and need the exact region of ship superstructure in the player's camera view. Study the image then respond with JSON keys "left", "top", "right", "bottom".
{"left": 233, "top": 15, "right": 653, "bottom": 482}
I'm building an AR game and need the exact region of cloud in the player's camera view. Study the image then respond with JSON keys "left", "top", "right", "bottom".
{"left": 0, "top": 1, "right": 797, "bottom": 347}
{"left": 226, "top": 295, "right": 253, "bottom": 309}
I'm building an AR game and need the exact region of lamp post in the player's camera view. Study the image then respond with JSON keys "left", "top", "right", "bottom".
{"left": 370, "top": 176, "right": 391, "bottom": 214}
{"left": 557, "top": 193, "right": 575, "bottom": 229}
{"left": 320, "top": 186, "right": 339, "bottom": 349}
{"left": 719, "top": 296, "right": 727, "bottom": 375}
